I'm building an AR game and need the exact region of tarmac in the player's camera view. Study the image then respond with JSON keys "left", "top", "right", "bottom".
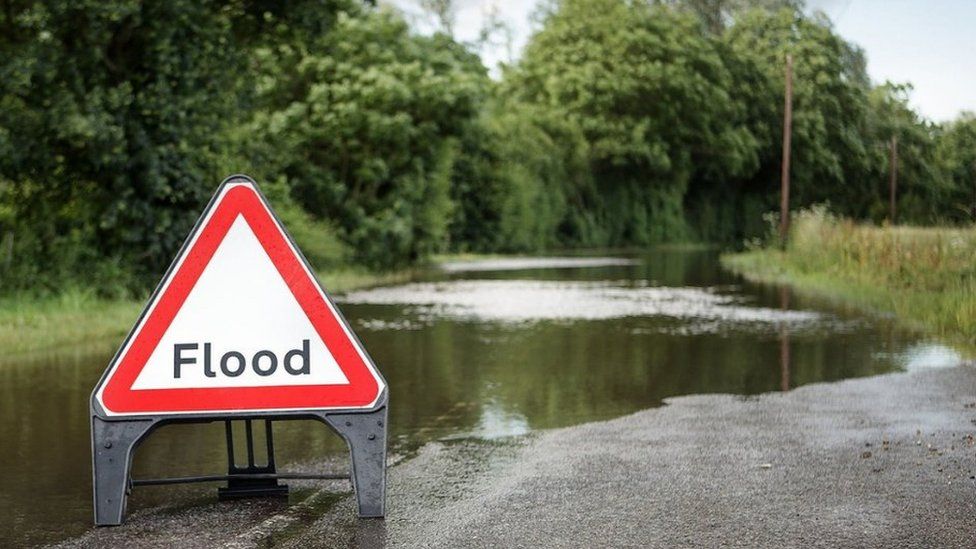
{"left": 56, "top": 364, "right": 976, "bottom": 548}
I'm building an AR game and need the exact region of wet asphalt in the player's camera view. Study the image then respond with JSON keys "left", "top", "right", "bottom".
{"left": 55, "top": 364, "right": 976, "bottom": 548}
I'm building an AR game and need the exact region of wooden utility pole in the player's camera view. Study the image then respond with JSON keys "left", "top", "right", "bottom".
{"left": 889, "top": 135, "right": 898, "bottom": 224}
{"left": 779, "top": 53, "right": 793, "bottom": 243}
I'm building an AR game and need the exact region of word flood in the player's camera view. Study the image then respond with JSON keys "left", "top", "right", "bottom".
{"left": 173, "top": 340, "right": 311, "bottom": 378}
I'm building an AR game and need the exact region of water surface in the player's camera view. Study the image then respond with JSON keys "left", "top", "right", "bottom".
{"left": 0, "top": 249, "right": 961, "bottom": 546}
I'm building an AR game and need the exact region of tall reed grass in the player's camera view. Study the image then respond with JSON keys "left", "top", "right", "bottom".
{"left": 724, "top": 206, "right": 976, "bottom": 346}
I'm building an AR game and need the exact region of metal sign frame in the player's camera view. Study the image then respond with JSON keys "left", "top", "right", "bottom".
{"left": 90, "top": 175, "right": 388, "bottom": 526}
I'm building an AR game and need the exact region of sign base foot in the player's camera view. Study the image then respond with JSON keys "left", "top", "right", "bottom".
{"left": 320, "top": 406, "right": 388, "bottom": 518}
{"left": 90, "top": 407, "right": 388, "bottom": 525}
{"left": 92, "top": 417, "right": 156, "bottom": 526}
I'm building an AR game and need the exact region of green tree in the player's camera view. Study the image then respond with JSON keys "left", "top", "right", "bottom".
{"left": 0, "top": 0, "right": 363, "bottom": 293}
{"left": 245, "top": 10, "right": 486, "bottom": 268}
{"left": 722, "top": 7, "right": 873, "bottom": 225}
{"left": 506, "top": 0, "right": 757, "bottom": 246}
{"left": 0, "top": 0, "right": 249, "bottom": 293}
{"left": 447, "top": 97, "right": 592, "bottom": 252}
{"left": 935, "top": 113, "right": 976, "bottom": 221}
{"left": 864, "top": 83, "right": 945, "bottom": 223}
{"left": 656, "top": 0, "right": 804, "bottom": 33}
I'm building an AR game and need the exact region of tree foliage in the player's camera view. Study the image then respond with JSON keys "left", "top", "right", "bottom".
{"left": 506, "top": 0, "right": 758, "bottom": 245}
{"left": 722, "top": 7, "right": 873, "bottom": 215}
{"left": 0, "top": 0, "right": 248, "bottom": 293}
{"left": 0, "top": 0, "right": 971, "bottom": 295}
{"left": 864, "top": 83, "right": 946, "bottom": 223}
{"left": 935, "top": 113, "right": 976, "bottom": 221}
{"left": 243, "top": 10, "right": 486, "bottom": 268}
{"left": 0, "top": 0, "right": 360, "bottom": 293}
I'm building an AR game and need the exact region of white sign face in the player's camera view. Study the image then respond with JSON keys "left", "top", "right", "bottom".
{"left": 93, "top": 179, "right": 386, "bottom": 416}
{"left": 131, "top": 215, "right": 349, "bottom": 390}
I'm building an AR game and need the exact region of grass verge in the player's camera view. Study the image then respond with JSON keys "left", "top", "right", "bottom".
{"left": 0, "top": 291, "right": 142, "bottom": 357}
{"left": 722, "top": 207, "right": 976, "bottom": 348}
{"left": 0, "top": 266, "right": 423, "bottom": 358}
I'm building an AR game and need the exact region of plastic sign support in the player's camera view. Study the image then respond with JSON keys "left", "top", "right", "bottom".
{"left": 90, "top": 175, "right": 388, "bottom": 526}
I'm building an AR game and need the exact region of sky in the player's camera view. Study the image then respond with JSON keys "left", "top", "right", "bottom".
{"left": 387, "top": 0, "right": 976, "bottom": 123}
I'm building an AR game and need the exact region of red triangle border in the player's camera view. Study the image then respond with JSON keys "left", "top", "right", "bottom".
{"left": 96, "top": 182, "right": 383, "bottom": 415}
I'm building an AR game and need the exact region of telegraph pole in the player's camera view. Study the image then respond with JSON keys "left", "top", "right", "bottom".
{"left": 889, "top": 135, "right": 898, "bottom": 224}
{"left": 779, "top": 53, "right": 793, "bottom": 244}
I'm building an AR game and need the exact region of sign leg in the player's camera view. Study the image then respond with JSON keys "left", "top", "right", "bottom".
{"left": 321, "top": 407, "right": 388, "bottom": 518}
{"left": 91, "top": 417, "right": 155, "bottom": 526}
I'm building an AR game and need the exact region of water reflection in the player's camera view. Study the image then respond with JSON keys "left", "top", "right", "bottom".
{"left": 0, "top": 249, "right": 963, "bottom": 546}
{"left": 342, "top": 280, "right": 821, "bottom": 325}
{"left": 780, "top": 286, "right": 791, "bottom": 392}
{"left": 460, "top": 401, "right": 530, "bottom": 440}
{"left": 438, "top": 256, "right": 638, "bottom": 273}
{"left": 880, "top": 343, "right": 962, "bottom": 372}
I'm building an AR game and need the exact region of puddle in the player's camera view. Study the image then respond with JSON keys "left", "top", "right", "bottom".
{"left": 342, "top": 280, "right": 822, "bottom": 325}
{"left": 437, "top": 256, "right": 639, "bottom": 273}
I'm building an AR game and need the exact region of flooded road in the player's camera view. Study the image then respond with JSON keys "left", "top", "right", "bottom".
{"left": 0, "top": 249, "right": 962, "bottom": 546}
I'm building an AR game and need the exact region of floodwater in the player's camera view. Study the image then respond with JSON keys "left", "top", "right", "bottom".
{"left": 0, "top": 249, "right": 963, "bottom": 546}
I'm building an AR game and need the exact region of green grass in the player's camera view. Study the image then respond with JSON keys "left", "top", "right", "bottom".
{"left": 318, "top": 266, "right": 420, "bottom": 293}
{"left": 0, "top": 265, "right": 425, "bottom": 359}
{"left": 722, "top": 207, "right": 976, "bottom": 348}
{"left": 0, "top": 290, "right": 142, "bottom": 357}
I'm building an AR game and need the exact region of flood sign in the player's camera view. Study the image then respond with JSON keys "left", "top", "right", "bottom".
{"left": 89, "top": 175, "right": 388, "bottom": 525}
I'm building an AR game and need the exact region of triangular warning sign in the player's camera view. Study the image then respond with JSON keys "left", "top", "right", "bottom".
{"left": 93, "top": 176, "right": 386, "bottom": 416}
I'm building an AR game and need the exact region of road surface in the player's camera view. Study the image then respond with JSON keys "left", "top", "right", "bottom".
{"left": 57, "top": 364, "right": 976, "bottom": 548}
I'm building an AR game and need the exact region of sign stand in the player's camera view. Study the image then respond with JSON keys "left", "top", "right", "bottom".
{"left": 218, "top": 419, "right": 287, "bottom": 500}
{"left": 91, "top": 405, "right": 387, "bottom": 525}
{"left": 90, "top": 175, "right": 389, "bottom": 526}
